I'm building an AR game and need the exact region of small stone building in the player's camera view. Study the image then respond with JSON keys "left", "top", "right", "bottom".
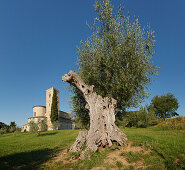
{"left": 22, "top": 87, "right": 74, "bottom": 132}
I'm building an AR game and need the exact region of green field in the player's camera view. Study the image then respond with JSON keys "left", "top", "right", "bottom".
{"left": 0, "top": 127, "right": 184, "bottom": 169}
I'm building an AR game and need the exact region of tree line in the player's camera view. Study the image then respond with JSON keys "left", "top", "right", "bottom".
{"left": 0, "top": 121, "right": 21, "bottom": 134}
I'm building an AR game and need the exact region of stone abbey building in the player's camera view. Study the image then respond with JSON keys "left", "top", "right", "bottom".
{"left": 22, "top": 87, "right": 74, "bottom": 131}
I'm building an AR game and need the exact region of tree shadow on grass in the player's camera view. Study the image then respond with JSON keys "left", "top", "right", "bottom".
{"left": 0, "top": 148, "right": 60, "bottom": 170}
{"left": 38, "top": 132, "right": 58, "bottom": 136}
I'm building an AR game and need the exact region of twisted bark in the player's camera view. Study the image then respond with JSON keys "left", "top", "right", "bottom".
{"left": 62, "top": 71, "right": 127, "bottom": 153}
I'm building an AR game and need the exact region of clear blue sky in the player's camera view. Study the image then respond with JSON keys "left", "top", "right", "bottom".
{"left": 0, "top": 0, "right": 185, "bottom": 126}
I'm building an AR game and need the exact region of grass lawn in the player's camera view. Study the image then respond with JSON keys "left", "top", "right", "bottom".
{"left": 0, "top": 127, "right": 184, "bottom": 169}
{"left": 122, "top": 127, "right": 185, "bottom": 169}
{"left": 0, "top": 130, "right": 79, "bottom": 169}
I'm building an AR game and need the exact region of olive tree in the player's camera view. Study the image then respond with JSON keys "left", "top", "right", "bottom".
{"left": 72, "top": 0, "right": 158, "bottom": 126}
{"left": 63, "top": 71, "right": 127, "bottom": 155}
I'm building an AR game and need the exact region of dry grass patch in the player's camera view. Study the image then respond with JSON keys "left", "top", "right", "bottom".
{"left": 104, "top": 142, "right": 151, "bottom": 169}
{"left": 157, "top": 116, "right": 185, "bottom": 130}
{"left": 43, "top": 141, "right": 151, "bottom": 169}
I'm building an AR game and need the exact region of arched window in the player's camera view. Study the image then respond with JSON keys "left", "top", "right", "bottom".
{"left": 34, "top": 112, "right": 36, "bottom": 117}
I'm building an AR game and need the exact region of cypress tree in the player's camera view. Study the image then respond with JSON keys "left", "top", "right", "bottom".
{"left": 50, "top": 89, "right": 59, "bottom": 123}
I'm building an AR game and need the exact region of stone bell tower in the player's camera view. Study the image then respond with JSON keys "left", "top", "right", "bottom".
{"left": 46, "top": 87, "right": 59, "bottom": 130}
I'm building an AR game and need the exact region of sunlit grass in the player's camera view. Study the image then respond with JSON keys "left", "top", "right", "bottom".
{"left": 0, "top": 126, "right": 184, "bottom": 169}
{"left": 0, "top": 130, "right": 79, "bottom": 169}
{"left": 121, "top": 127, "right": 185, "bottom": 169}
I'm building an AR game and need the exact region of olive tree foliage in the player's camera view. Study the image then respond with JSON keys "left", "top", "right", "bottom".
{"left": 71, "top": 0, "right": 158, "bottom": 125}
{"left": 150, "top": 93, "right": 179, "bottom": 120}
{"left": 29, "top": 119, "right": 48, "bottom": 135}
{"left": 52, "top": 121, "right": 59, "bottom": 130}
{"left": 38, "top": 118, "right": 48, "bottom": 132}
{"left": 29, "top": 121, "right": 39, "bottom": 133}
{"left": 71, "top": 87, "right": 90, "bottom": 129}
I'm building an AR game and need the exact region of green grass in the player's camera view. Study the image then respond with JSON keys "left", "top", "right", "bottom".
{"left": 116, "top": 161, "right": 123, "bottom": 168}
{"left": 122, "top": 127, "right": 185, "bottom": 169}
{"left": 120, "top": 151, "right": 142, "bottom": 163}
{"left": 0, "top": 127, "right": 184, "bottom": 169}
{"left": 41, "top": 150, "right": 109, "bottom": 170}
{"left": 0, "top": 130, "right": 79, "bottom": 169}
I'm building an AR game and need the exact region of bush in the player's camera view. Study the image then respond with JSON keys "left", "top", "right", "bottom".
{"left": 74, "top": 117, "right": 89, "bottom": 129}
{"left": 15, "top": 127, "right": 22, "bottom": 132}
{"left": 115, "top": 118, "right": 128, "bottom": 127}
{"left": 9, "top": 122, "right": 16, "bottom": 133}
{"left": 9, "top": 126, "right": 17, "bottom": 133}
{"left": 0, "top": 122, "right": 10, "bottom": 134}
{"left": 0, "top": 121, "right": 19, "bottom": 134}
{"left": 123, "top": 107, "right": 159, "bottom": 128}
{"left": 0, "top": 127, "right": 9, "bottom": 135}
{"left": 52, "top": 121, "right": 59, "bottom": 130}
{"left": 29, "top": 121, "right": 39, "bottom": 133}
{"left": 0, "top": 122, "right": 9, "bottom": 129}
{"left": 38, "top": 119, "right": 48, "bottom": 132}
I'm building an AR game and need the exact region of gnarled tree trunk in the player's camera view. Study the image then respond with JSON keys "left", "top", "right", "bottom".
{"left": 62, "top": 71, "right": 127, "bottom": 153}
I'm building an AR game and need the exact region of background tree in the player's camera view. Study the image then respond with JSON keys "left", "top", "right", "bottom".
{"left": 9, "top": 121, "right": 16, "bottom": 133}
{"left": 0, "top": 122, "right": 9, "bottom": 129}
{"left": 124, "top": 105, "right": 158, "bottom": 128}
{"left": 0, "top": 122, "right": 9, "bottom": 134}
{"left": 71, "top": 0, "right": 159, "bottom": 125}
{"left": 150, "top": 93, "right": 179, "bottom": 120}
{"left": 50, "top": 89, "right": 59, "bottom": 123}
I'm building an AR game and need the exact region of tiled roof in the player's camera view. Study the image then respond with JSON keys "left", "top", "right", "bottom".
{"left": 32, "top": 105, "right": 46, "bottom": 108}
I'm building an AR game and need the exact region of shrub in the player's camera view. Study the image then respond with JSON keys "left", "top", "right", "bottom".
{"left": 29, "top": 121, "right": 39, "bottom": 133}
{"left": 0, "top": 127, "right": 9, "bottom": 135}
{"left": 0, "top": 122, "right": 9, "bottom": 129}
{"left": 0, "top": 122, "right": 10, "bottom": 134}
{"left": 74, "top": 117, "right": 89, "bottom": 129}
{"left": 123, "top": 107, "right": 159, "bottom": 128}
{"left": 38, "top": 119, "right": 48, "bottom": 132}
{"left": 9, "top": 126, "right": 16, "bottom": 133}
{"left": 52, "top": 121, "right": 59, "bottom": 130}
{"left": 15, "top": 127, "right": 22, "bottom": 132}
{"left": 9, "top": 122, "right": 16, "bottom": 133}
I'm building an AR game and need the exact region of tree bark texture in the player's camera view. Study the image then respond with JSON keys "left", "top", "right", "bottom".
{"left": 62, "top": 71, "right": 127, "bottom": 153}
